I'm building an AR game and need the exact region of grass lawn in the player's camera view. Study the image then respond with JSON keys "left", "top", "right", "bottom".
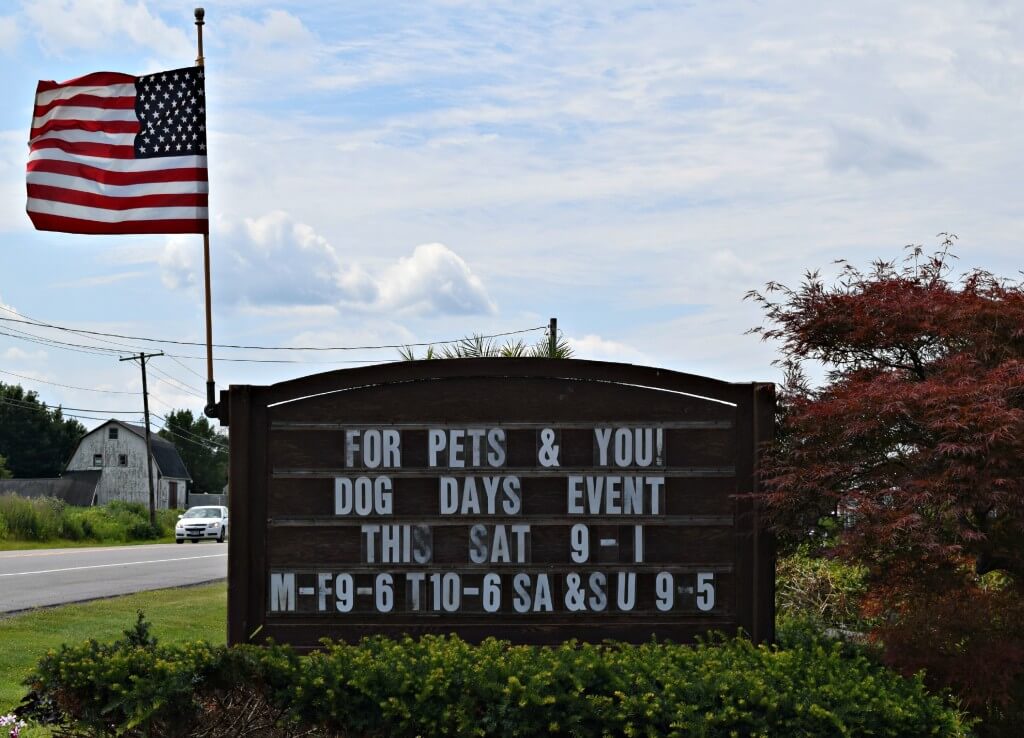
{"left": 0, "top": 581, "right": 226, "bottom": 714}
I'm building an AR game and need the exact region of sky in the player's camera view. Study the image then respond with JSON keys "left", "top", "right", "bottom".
{"left": 0, "top": 0, "right": 1022, "bottom": 433}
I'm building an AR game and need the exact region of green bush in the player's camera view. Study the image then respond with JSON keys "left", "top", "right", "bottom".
{"left": 776, "top": 549, "right": 870, "bottom": 633}
{"left": 0, "top": 494, "right": 64, "bottom": 540}
{"left": 20, "top": 618, "right": 972, "bottom": 738}
{"left": 0, "top": 495, "right": 178, "bottom": 544}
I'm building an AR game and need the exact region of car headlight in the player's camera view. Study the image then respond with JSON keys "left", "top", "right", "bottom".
{"left": 210, "top": 522, "right": 220, "bottom": 528}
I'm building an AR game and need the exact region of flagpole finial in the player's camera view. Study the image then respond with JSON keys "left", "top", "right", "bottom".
{"left": 194, "top": 8, "right": 205, "bottom": 67}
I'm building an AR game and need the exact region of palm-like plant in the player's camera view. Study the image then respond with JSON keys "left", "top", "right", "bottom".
{"left": 399, "top": 332, "right": 574, "bottom": 361}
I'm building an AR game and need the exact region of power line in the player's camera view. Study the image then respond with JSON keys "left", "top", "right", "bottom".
{"left": 153, "top": 422, "right": 227, "bottom": 452}
{"left": 0, "top": 325, "right": 404, "bottom": 365}
{"left": 0, "top": 368, "right": 139, "bottom": 395}
{"left": 148, "top": 365, "right": 206, "bottom": 398}
{"left": 0, "top": 313, "right": 547, "bottom": 352}
{"left": 0, "top": 396, "right": 141, "bottom": 424}
{"left": 0, "top": 327, "right": 123, "bottom": 357}
{"left": 152, "top": 413, "right": 228, "bottom": 449}
{"left": 0, "top": 393, "right": 142, "bottom": 415}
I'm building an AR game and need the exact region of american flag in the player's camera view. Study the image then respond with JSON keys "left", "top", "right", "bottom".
{"left": 27, "top": 66, "right": 208, "bottom": 235}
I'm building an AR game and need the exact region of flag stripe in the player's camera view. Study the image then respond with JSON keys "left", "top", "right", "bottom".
{"left": 28, "top": 184, "right": 207, "bottom": 211}
{"left": 34, "top": 94, "right": 136, "bottom": 117}
{"left": 28, "top": 148, "right": 207, "bottom": 172}
{"left": 27, "top": 158, "right": 208, "bottom": 185}
{"left": 27, "top": 197, "right": 207, "bottom": 222}
{"left": 28, "top": 212, "right": 208, "bottom": 235}
{"left": 33, "top": 106, "right": 137, "bottom": 128}
{"left": 36, "top": 72, "right": 136, "bottom": 94}
{"left": 30, "top": 139, "right": 137, "bottom": 159}
{"left": 35, "top": 82, "right": 136, "bottom": 107}
{"left": 27, "top": 171, "right": 208, "bottom": 196}
{"left": 30, "top": 119, "right": 141, "bottom": 139}
{"left": 31, "top": 129, "right": 137, "bottom": 146}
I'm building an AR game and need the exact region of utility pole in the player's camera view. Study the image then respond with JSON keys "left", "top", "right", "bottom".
{"left": 121, "top": 352, "right": 164, "bottom": 526}
{"left": 549, "top": 317, "right": 558, "bottom": 357}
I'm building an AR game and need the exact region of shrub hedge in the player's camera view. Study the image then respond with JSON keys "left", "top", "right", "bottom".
{"left": 19, "top": 616, "right": 971, "bottom": 738}
{"left": 0, "top": 496, "right": 178, "bottom": 543}
{"left": 775, "top": 548, "right": 871, "bottom": 633}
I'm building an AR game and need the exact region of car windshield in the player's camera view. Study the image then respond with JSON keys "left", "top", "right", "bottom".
{"left": 183, "top": 507, "right": 222, "bottom": 518}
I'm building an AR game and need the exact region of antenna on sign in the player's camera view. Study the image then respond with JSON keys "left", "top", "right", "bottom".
{"left": 195, "top": 7, "right": 217, "bottom": 419}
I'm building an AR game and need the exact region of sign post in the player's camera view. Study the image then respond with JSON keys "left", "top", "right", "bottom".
{"left": 223, "top": 358, "right": 774, "bottom": 647}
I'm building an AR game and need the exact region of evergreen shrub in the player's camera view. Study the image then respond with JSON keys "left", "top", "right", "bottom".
{"left": 19, "top": 617, "right": 971, "bottom": 738}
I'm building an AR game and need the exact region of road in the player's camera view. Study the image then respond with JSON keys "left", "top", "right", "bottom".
{"left": 0, "top": 542, "right": 227, "bottom": 614}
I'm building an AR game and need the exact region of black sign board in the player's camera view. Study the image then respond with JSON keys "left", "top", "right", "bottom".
{"left": 224, "top": 358, "right": 774, "bottom": 648}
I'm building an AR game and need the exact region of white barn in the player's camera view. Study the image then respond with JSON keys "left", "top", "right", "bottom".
{"left": 65, "top": 420, "right": 191, "bottom": 509}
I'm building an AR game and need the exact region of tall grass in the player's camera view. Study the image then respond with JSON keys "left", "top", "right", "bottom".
{"left": 0, "top": 495, "right": 178, "bottom": 543}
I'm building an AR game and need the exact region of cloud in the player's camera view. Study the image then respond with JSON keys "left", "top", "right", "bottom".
{"left": 51, "top": 271, "right": 148, "bottom": 289}
{"left": 0, "top": 15, "right": 18, "bottom": 53}
{"left": 2, "top": 347, "right": 47, "bottom": 361}
{"left": 160, "top": 211, "right": 495, "bottom": 316}
{"left": 378, "top": 243, "right": 496, "bottom": 315}
{"left": 22, "top": 0, "right": 190, "bottom": 60}
{"left": 569, "top": 334, "right": 651, "bottom": 365}
{"left": 827, "top": 126, "right": 936, "bottom": 176}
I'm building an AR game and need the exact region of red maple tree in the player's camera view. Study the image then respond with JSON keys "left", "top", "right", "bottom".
{"left": 749, "top": 239, "right": 1024, "bottom": 728}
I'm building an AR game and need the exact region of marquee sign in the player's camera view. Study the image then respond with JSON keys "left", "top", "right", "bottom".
{"left": 224, "top": 359, "right": 775, "bottom": 648}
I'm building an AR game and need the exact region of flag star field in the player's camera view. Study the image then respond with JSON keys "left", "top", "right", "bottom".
{"left": 135, "top": 67, "right": 206, "bottom": 158}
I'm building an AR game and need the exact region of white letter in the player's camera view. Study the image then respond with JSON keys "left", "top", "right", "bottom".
{"left": 317, "top": 572, "right": 333, "bottom": 612}
{"left": 469, "top": 524, "right": 488, "bottom": 564}
{"left": 383, "top": 429, "right": 401, "bottom": 468}
{"left": 511, "top": 524, "right": 530, "bottom": 563}
{"left": 440, "top": 477, "right": 458, "bottom": 514}
{"left": 361, "top": 524, "right": 380, "bottom": 563}
{"left": 594, "top": 428, "right": 612, "bottom": 466}
{"left": 616, "top": 572, "right": 637, "bottom": 611}
{"left": 503, "top": 477, "right": 522, "bottom": 514}
{"left": 428, "top": 429, "right": 446, "bottom": 467}
{"left": 345, "top": 430, "right": 360, "bottom": 468}
{"left": 467, "top": 428, "right": 486, "bottom": 466}
{"left": 567, "top": 476, "right": 584, "bottom": 514}
{"left": 270, "top": 572, "right": 295, "bottom": 612}
{"left": 376, "top": 477, "right": 393, "bottom": 514}
{"left": 449, "top": 429, "right": 466, "bottom": 468}
{"left": 334, "top": 478, "right": 353, "bottom": 515}
{"left": 513, "top": 573, "right": 531, "bottom": 613}
{"left": 487, "top": 429, "right": 507, "bottom": 467}
{"left": 614, "top": 428, "right": 632, "bottom": 467}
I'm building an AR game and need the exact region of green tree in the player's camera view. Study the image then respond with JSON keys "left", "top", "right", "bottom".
{"left": 0, "top": 383, "right": 86, "bottom": 477}
{"left": 158, "top": 409, "right": 228, "bottom": 495}
{"left": 0, "top": 453, "right": 11, "bottom": 479}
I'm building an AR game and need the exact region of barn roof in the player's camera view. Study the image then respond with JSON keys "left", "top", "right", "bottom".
{"left": 0, "top": 470, "right": 101, "bottom": 506}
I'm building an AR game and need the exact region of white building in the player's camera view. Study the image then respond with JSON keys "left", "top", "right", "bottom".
{"left": 65, "top": 420, "right": 191, "bottom": 509}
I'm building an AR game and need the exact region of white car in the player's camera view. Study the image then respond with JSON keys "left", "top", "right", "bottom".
{"left": 175, "top": 505, "right": 229, "bottom": 543}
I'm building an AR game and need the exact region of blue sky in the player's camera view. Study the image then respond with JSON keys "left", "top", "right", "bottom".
{"left": 1, "top": 0, "right": 1022, "bottom": 430}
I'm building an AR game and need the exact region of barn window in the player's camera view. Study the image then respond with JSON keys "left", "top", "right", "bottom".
{"left": 109, "top": 427, "right": 119, "bottom": 440}
{"left": 92, "top": 454, "right": 103, "bottom": 467}
{"left": 118, "top": 454, "right": 128, "bottom": 466}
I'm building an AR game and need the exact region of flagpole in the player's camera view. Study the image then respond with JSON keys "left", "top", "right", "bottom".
{"left": 195, "top": 7, "right": 217, "bottom": 418}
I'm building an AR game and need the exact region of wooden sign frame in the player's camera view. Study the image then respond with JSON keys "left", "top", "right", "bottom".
{"left": 223, "top": 358, "right": 775, "bottom": 648}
